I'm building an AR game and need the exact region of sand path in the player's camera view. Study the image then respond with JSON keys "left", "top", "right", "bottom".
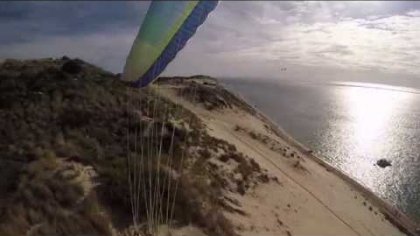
{"left": 156, "top": 85, "right": 411, "bottom": 236}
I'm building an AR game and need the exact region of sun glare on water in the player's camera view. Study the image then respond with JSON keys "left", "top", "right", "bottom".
{"left": 338, "top": 85, "right": 414, "bottom": 194}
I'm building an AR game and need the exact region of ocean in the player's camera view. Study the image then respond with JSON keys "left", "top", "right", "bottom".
{"left": 222, "top": 78, "right": 420, "bottom": 222}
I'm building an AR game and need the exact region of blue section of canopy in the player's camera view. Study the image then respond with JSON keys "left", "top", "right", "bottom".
{"left": 134, "top": 1, "right": 218, "bottom": 87}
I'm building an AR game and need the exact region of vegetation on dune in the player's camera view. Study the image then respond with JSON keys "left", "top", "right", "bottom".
{"left": 0, "top": 57, "right": 270, "bottom": 236}
{"left": 0, "top": 154, "right": 112, "bottom": 236}
{"left": 0, "top": 57, "right": 138, "bottom": 235}
{"left": 181, "top": 82, "right": 257, "bottom": 114}
{"left": 157, "top": 76, "right": 256, "bottom": 114}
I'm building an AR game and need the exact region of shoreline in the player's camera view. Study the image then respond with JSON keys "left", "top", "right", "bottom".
{"left": 227, "top": 85, "right": 419, "bottom": 236}
{"left": 6, "top": 57, "right": 418, "bottom": 235}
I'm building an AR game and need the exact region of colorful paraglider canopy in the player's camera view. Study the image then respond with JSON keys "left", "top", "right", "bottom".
{"left": 123, "top": 1, "right": 218, "bottom": 87}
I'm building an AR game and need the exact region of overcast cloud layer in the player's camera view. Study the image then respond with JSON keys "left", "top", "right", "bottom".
{"left": 1, "top": 1, "right": 420, "bottom": 85}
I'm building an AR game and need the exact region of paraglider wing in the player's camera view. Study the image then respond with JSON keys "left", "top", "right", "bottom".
{"left": 123, "top": 1, "right": 218, "bottom": 87}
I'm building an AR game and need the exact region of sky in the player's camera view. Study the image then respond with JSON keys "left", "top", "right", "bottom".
{"left": 1, "top": 1, "right": 420, "bottom": 87}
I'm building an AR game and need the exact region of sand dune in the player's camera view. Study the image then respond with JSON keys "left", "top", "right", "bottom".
{"left": 1, "top": 57, "right": 416, "bottom": 236}
{"left": 155, "top": 80, "right": 417, "bottom": 236}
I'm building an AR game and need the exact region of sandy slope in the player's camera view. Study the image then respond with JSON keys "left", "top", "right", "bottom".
{"left": 155, "top": 83, "right": 418, "bottom": 236}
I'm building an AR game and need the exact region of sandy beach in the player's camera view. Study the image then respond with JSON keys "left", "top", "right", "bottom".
{"left": 155, "top": 78, "right": 418, "bottom": 236}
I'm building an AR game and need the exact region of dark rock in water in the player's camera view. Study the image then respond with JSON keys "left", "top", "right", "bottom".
{"left": 61, "top": 59, "right": 82, "bottom": 74}
{"left": 377, "top": 159, "right": 392, "bottom": 168}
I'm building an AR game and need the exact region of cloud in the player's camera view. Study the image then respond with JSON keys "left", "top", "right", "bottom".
{"left": 164, "top": 1, "right": 420, "bottom": 80}
{"left": 0, "top": 2, "right": 148, "bottom": 44}
{"left": 1, "top": 1, "right": 420, "bottom": 84}
{"left": 407, "top": 10, "right": 420, "bottom": 17}
{"left": 0, "top": 28, "right": 137, "bottom": 73}
{"left": 313, "top": 44, "right": 354, "bottom": 56}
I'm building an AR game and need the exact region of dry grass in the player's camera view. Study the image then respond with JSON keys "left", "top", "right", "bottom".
{"left": 0, "top": 153, "right": 112, "bottom": 236}
{"left": 0, "top": 58, "right": 269, "bottom": 236}
{"left": 176, "top": 82, "right": 256, "bottom": 114}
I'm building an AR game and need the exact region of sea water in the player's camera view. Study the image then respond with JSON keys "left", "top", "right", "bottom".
{"left": 222, "top": 78, "right": 420, "bottom": 222}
